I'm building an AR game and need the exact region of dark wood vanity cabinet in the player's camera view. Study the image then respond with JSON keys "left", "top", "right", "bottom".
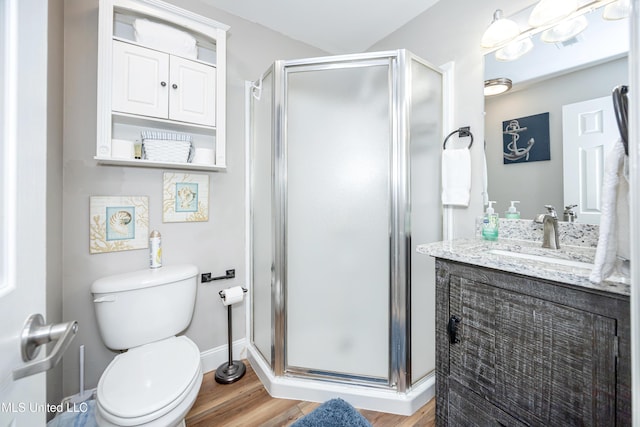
{"left": 435, "top": 259, "right": 630, "bottom": 426}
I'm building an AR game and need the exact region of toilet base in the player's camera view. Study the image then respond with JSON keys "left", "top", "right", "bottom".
{"left": 214, "top": 360, "right": 246, "bottom": 384}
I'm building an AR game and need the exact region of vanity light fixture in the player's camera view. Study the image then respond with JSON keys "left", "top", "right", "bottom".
{"left": 484, "top": 78, "right": 513, "bottom": 96}
{"left": 495, "top": 38, "right": 534, "bottom": 62}
{"left": 529, "top": 0, "right": 578, "bottom": 28}
{"left": 603, "top": 0, "right": 631, "bottom": 20}
{"left": 482, "top": 1, "right": 628, "bottom": 61}
{"left": 481, "top": 10, "right": 520, "bottom": 48}
{"left": 540, "top": 15, "right": 588, "bottom": 43}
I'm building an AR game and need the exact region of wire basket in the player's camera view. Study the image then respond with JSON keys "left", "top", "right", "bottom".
{"left": 141, "top": 131, "right": 193, "bottom": 163}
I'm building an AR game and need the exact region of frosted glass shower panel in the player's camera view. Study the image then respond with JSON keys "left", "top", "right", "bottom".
{"left": 286, "top": 63, "right": 391, "bottom": 379}
{"left": 408, "top": 57, "right": 442, "bottom": 384}
{"left": 251, "top": 70, "right": 274, "bottom": 364}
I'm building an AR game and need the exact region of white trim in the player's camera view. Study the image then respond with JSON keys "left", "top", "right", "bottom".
{"left": 214, "top": 26, "right": 227, "bottom": 167}
{"left": 244, "top": 81, "right": 253, "bottom": 348}
{"left": 247, "top": 345, "right": 434, "bottom": 416}
{"left": 0, "top": 0, "right": 17, "bottom": 298}
{"left": 199, "top": 338, "right": 247, "bottom": 374}
{"left": 629, "top": 0, "right": 639, "bottom": 422}
{"left": 440, "top": 61, "right": 455, "bottom": 240}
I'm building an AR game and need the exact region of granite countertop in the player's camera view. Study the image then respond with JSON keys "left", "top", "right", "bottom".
{"left": 417, "top": 238, "right": 630, "bottom": 296}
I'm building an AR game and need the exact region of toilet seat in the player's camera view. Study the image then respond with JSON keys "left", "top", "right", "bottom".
{"left": 96, "top": 336, "right": 202, "bottom": 426}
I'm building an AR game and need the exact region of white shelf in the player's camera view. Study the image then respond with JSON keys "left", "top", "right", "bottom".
{"left": 112, "top": 111, "right": 216, "bottom": 133}
{"left": 95, "top": 156, "right": 226, "bottom": 172}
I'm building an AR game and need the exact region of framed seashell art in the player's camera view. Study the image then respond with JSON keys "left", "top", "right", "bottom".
{"left": 89, "top": 196, "right": 149, "bottom": 254}
{"left": 163, "top": 172, "right": 209, "bottom": 222}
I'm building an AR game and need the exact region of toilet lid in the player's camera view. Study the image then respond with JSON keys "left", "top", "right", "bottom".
{"left": 98, "top": 336, "right": 201, "bottom": 419}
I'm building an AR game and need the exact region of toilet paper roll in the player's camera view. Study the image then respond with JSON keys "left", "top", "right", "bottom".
{"left": 221, "top": 286, "right": 245, "bottom": 306}
{"left": 192, "top": 147, "right": 215, "bottom": 165}
{"left": 111, "top": 139, "right": 135, "bottom": 159}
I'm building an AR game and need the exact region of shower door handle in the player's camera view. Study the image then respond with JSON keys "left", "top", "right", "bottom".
{"left": 448, "top": 315, "right": 461, "bottom": 344}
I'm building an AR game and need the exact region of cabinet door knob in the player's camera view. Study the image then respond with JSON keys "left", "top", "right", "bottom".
{"left": 448, "top": 315, "right": 461, "bottom": 344}
{"left": 172, "top": 83, "right": 178, "bottom": 89}
{"left": 160, "top": 81, "right": 167, "bottom": 87}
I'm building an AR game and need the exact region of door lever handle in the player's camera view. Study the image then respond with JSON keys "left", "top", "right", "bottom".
{"left": 12, "top": 314, "right": 78, "bottom": 380}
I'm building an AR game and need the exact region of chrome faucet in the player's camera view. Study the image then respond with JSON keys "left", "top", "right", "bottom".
{"left": 563, "top": 204, "right": 578, "bottom": 222}
{"left": 534, "top": 205, "right": 560, "bottom": 249}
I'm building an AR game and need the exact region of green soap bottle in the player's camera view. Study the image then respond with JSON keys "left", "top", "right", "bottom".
{"left": 482, "top": 201, "right": 499, "bottom": 241}
{"left": 505, "top": 201, "right": 521, "bottom": 219}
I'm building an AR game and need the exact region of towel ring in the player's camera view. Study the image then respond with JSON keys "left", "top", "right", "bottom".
{"left": 443, "top": 126, "right": 474, "bottom": 150}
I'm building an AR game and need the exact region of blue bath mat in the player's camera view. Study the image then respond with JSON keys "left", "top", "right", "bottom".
{"left": 292, "top": 398, "right": 372, "bottom": 427}
{"left": 46, "top": 399, "right": 97, "bottom": 427}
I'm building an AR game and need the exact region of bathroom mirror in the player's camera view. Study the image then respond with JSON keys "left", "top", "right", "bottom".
{"left": 483, "top": 3, "right": 629, "bottom": 222}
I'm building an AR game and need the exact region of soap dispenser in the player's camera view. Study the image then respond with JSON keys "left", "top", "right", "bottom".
{"left": 505, "top": 201, "right": 521, "bottom": 219}
{"left": 482, "top": 201, "right": 499, "bottom": 241}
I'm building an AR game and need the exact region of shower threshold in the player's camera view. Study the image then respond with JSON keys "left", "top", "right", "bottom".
{"left": 247, "top": 346, "right": 435, "bottom": 416}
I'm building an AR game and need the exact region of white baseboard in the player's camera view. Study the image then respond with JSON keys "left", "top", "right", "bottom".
{"left": 200, "top": 338, "right": 247, "bottom": 374}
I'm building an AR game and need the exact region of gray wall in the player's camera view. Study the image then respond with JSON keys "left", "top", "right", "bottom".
{"left": 61, "top": 0, "right": 325, "bottom": 397}
{"left": 485, "top": 57, "right": 628, "bottom": 220}
{"left": 47, "top": 0, "right": 64, "bottom": 410}
{"left": 371, "top": 0, "right": 534, "bottom": 237}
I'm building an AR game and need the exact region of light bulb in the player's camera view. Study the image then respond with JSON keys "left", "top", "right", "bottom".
{"left": 529, "top": 0, "right": 578, "bottom": 28}
{"left": 495, "top": 38, "right": 534, "bottom": 61}
{"left": 481, "top": 10, "right": 520, "bottom": 48}
{"left": 540, "top": 15, "right": 588, "bottom": 43}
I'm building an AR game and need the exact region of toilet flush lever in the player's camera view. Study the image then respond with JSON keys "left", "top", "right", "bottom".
{"left": 13, "top": 314, "right": 78, "bottom": 380}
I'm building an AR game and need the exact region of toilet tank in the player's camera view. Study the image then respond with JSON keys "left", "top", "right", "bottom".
{"left": 91, "top": 264, "right": 198, "bottom": 350}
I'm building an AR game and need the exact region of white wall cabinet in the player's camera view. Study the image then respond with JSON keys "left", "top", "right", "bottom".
{"left": 96, "top": 0, "right": 228, "bottom": 171}
{"left": 112, "top": 41, "right": 216, "bottom": 126}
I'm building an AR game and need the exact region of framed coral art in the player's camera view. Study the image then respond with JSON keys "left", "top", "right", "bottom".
{"left": 163, "top": 172, "right": 209, "bottom": 222}
{"left": 89, "top": 196, "right": 149, "bottom": 254}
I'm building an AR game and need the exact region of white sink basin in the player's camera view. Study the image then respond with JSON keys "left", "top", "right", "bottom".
{"left": 489, "top": 249, "right": 594, "bottom": 270}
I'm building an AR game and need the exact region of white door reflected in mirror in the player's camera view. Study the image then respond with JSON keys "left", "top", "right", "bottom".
{"left": 562, "top": 96, "right": 618, "bottom": 225}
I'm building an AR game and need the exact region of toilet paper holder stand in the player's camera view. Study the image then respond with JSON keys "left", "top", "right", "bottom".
{"left": 215, "top": 287, "right": 247, "bottom": 384}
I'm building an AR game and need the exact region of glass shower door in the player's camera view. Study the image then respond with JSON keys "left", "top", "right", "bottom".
{"left": 284, "top": 61, "right": 392, "bottom": 381}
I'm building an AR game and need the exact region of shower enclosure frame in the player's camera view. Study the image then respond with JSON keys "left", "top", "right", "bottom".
{"left": 247, "top": 49, "right": 446, "bottom": 411}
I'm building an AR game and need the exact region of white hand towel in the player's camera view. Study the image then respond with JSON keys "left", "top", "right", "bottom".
{"left": 481, "top": 144, "right": 489, "bottom": 206}
{"left": 441, "top": 148, "right": 471, "bottom": 207}
{"left": 590, "top": 139, "right": 629, "bottom": 283}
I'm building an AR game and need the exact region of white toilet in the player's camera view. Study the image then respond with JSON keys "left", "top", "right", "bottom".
{"left": 91, "top": 264, "right": 202, "bottom": 427}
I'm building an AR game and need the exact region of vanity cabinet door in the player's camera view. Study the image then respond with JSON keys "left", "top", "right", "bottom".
{"left": 447, "top": 380, "right": 527, "bottom": 427}
{"left": 495, "top": 290, "right": 616, "bottom": 425}
{"left": 112, "top": 40, "right": 169, "bottom": 118}
{"left": 448, "top": 277, "right": 497, "bottom": 401}
{"left": 446, "top": 271, "right": 617, "bottom": 426}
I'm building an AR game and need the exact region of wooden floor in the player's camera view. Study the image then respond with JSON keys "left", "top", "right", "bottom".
{"left": 186, "top": 362, "right": 435, "bottom": 427}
